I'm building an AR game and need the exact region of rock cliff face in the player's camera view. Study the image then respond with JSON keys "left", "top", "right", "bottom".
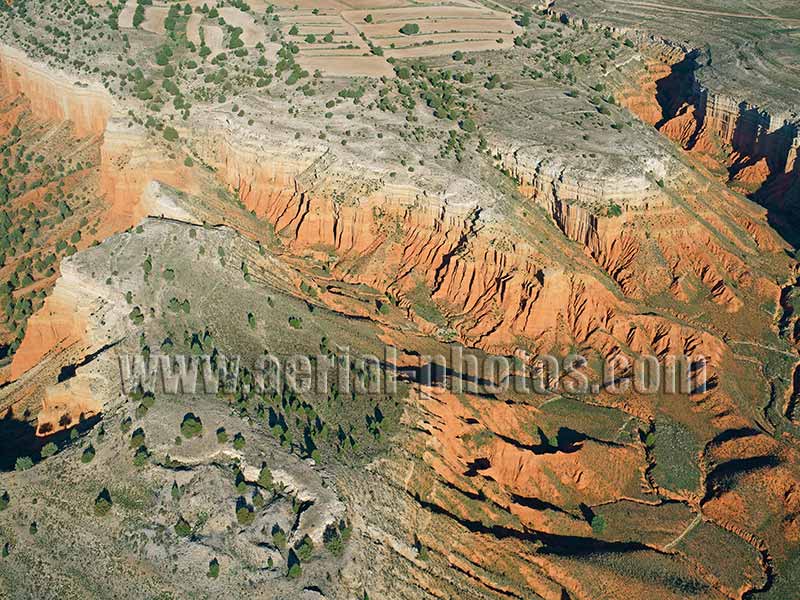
{"left": 99, "top": 119, "right": 200, "bottom": 224}
{"left": 0, "top": 255, "right": 127, "bottom": 435}
{"left": 552, "top": 6, "right": 800, "bottom": 237}
{"left": 0, "top": 38, "right": 787, "bottom": 436}
{"left": 0, "top": 43, "right": 111, "bottom": 138}
{"left": 489, "top": 138, "right": 670, "bottom": 212}
{"left": 616, "top": 42, "right": 800, "bottom": 228}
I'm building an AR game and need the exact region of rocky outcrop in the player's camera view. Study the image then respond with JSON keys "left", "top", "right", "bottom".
{"left": 99, "top": 119, "right": 199, "bottom": 224}
{"left": 0, "top": 254, "right": 128, "bottom": 434}
{"left": 490, "top": 138, "right": 670, "bottom": 213}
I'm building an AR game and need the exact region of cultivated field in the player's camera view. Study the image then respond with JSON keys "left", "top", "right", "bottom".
{"left": 276, "top": 0, "right": 521, "bottom": 75}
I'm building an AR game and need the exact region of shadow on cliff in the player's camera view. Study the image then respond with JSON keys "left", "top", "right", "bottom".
{"left": 751, "top": 157, "right": 800, "bottom": 248}
{"left": 0, "top": 410, "right": 101, "bottom": 472}
{"left": 654, "top": 51, "right": 699, "bottom": 129}
{"left": 652, "top": 56, "right": 800, "bottom": 247}
{"left": 728, "top": 109, "right": 800, "bottom": 245}
{"left": 0, "top": 410, "right": 41, "bottom": 471}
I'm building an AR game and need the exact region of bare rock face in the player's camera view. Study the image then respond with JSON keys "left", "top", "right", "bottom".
{"left": 2, "top": 250, "right": 130, "bottom": 434}
{"left": 0, "top": 44, "right": 112, "bottom": 138}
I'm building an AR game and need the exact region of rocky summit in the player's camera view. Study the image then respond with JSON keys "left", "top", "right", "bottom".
{"left": 0, "top": 0, "right": 799, "bottom": 599}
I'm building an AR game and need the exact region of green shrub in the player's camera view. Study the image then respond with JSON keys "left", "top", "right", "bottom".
{"left": 129, "top": 306, "right": 144, "bottom": 325}
{"left": 130, "top": 427, "right": 146, "bottom": 448}
{"left": 272, "top": 525, "right": 287, "bottom": 549}
{"left": 459, "top": 118, "right": 476, "bottom": 133}
{"left": 82, "top": 445, "right": 96, "bottom": 463}
{"left": 15, "top": 456, "right": 33, "bottom": 471}
{"left": 257, "top": 464, "right": 273, "bottom": 489}
{"left": 399, "top": 23, "right": 419, "bottom": 35}
{"left": 294, "top": 534, "right": 314, "bottom": 560}
{"left": 41, "top": 442, "right": 58, "bottom": 458}
{"left": 180, "top": 413, "right": 203, "bottom": 438}
{"left": 175, "top": 517, "right": 192, "bottom": 537}
{"left": 236, "top": 503, "right": 255, "bottom": 525}
{"left": 120, "top": 417, "right": 133, "bottom": 433}
{"left": 591, "top": 514, "right": 606, "bottom": 535}
{"left": 323, "top": 523, "right": 345, "bottom": 556}
{"left": 94, "top": 489, "right": 113, "bottom": 516}
{"left": 132, "top": 446, "right": 149, "bottom": 467}
{"left": 207, "top": 558, "right": 220, "bottom": 578}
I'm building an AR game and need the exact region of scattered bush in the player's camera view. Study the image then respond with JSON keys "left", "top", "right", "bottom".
{"left": 128, "top": 306, "right": 144, "bottom": 325}
{"left": 132, "top": 445, "right": 150, "bottom": 467}
{"left": 272, "top": 525, "right": 287, "bottom": 550}
{"left": 41, "top": 442, "right": 58, "bottom": 458}
{"left": 81, "top": 445, "right": 96, "bottom": 463}
{"left": 180, "top": 413, "right": 203, "bottom": 438}
{"left": 257, "top": 464, "right": 273, "bottom": 490}
{"left": 130, "top": 428, "right": 146, "bottom": 448}
{"left": 236, "top": 501, "right": 255, "bottom": 526}
{"left": 287, "top": 548, "right": 302, "bottom": 578}
{"left": 171, "top": 480, "right": 182, "bottom": 501}
{"left": 591, "top": 514, "right": 607, "bottom": 535}
{"left": 94, "top": 488, "right": 113, "bottom": 516}
{"left": 294, "top": 534, "right": 314, "bottom": 561}
{"left": 323, "top": 523, "right": 345, "bottom": 556}
{"left": 399, "top": 23, "right": 419, "bottom": 35}
{"left": 207, "top": 558, "right": 220, "bottom": 578}
{"left": 175, "top": 516, "right": 192, "bottom": 537}
{"left": 14, "top": 456, "right": 33, "bottom": 471}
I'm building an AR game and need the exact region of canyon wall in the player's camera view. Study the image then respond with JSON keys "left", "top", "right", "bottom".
{"left": 0, "top": 37, "right": 784, "bottom": 440}
{"left": 683, "top": 86, "right": 800, "bottom": 198}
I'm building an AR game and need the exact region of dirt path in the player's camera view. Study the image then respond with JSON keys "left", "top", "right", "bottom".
{"left": 663, "top": 512, "right": 702, "bottom": 550}
{"left": 606, "top": 0, "right": 800, "bottom": 24}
